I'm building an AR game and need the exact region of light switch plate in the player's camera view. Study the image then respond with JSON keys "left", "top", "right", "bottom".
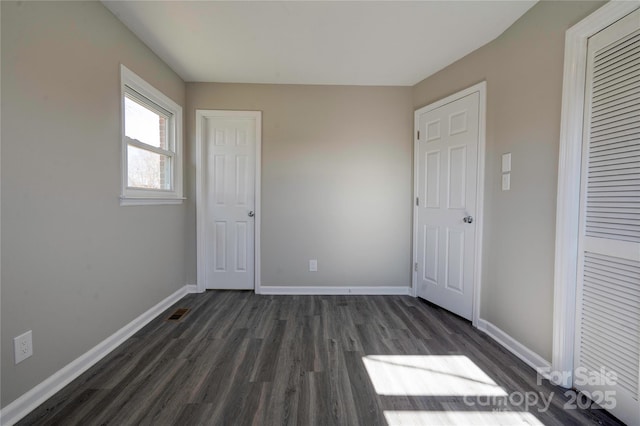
{"left": 502, "top": 153, "right": 512, "bottom": 173}
{"left": 502, "top": 173, "right": 511, "bottom": 191}
{"left": 309, "top": 259, "right": 318, "bottom": 272}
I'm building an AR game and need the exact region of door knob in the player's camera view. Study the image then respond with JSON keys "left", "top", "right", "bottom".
{"left": 248, "top": 211, "right": 255, "bottom": 218}
{"left": 463, "top": 216, "right": 473, "bottom": 224}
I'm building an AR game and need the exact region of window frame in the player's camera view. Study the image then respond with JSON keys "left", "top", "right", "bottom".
{"left": 120, "top": 64, "right": 183, "bottom": 206}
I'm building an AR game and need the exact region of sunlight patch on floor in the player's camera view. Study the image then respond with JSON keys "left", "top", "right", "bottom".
{"left": 383, "top": 410, "right": 544, "bottom": 426}
{"left": 362, "top": 355, "right": 507, "bottom": 396}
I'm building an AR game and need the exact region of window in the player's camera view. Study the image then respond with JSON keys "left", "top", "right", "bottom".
{"left": 120, "top": 65, "right": 183, "bottom": 205}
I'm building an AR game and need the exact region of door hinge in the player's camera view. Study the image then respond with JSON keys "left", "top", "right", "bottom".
{"left": 416, "top": 197, "right": 419, "bottom": 206}
{"left": 417, "top": 130, "right": 420, "bottom": 140}
{"left": 414, "top": 262, "right": 418, "bottom": 272}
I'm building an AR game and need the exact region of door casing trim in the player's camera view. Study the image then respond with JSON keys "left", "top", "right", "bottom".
{"left": 412, "top": 81, "right": 486, "bottom": 328}
{"left": 195, "top": 109, "right": 262, "bottom": 294}
{"left": 553, "top": 1, "right": 640, "bottom": 389}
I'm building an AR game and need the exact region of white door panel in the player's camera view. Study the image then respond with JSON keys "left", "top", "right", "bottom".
{"left": 200, "top": 113, "right": 259, "bottom": 290}
{"left": 575, "top": 8, "right": 640, "bottom": 425}
{"left": 416, "top": 91, "right": 480, "bottom": 320}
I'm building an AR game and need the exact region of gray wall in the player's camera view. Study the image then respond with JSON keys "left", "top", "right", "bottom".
{"left": 1, "top": 1, "right": 186, "bottom": 407}
{"left": 413, "top": 0, "right": 604, "bottom": 361}
{"left": 186, "top": 84, "right": 414, "bottom": 288}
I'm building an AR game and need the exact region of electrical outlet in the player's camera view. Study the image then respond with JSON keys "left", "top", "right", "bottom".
{"left": 14, "top": 330, "right": 33, "bottom": 364}
{"left": 309, "top": 259, "right": 318, "bottom": 272}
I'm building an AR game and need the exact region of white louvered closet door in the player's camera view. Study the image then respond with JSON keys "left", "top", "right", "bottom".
{"left": 575, "top": 8, "right": 640, "bottom": 426}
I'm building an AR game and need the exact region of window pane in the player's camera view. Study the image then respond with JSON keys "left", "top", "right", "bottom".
{"left": 127, "top": 145, "right": 171, "bottom": 190}
{"left": 124, "top": 95, "right": 169, "bottom": 150}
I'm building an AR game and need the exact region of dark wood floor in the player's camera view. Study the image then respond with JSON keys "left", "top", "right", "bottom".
{"left": 20, "top": 291, "right": 624, "bottom": 425}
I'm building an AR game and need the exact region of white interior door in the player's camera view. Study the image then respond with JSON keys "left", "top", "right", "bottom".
{"left": 415, "top": 89, "right": 481, "bottom": 321}
{"left": 197, "top": 111, "right": 260, "bottom": 290}
{"left": 574, "top": 8, "right": 640, "bottom": 425}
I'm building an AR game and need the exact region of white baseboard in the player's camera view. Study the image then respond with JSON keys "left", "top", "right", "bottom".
{"left": 185, "top": 284, "right": 200, "bottom": 293}
{"left": 476, "top": 319, "right": 551, "bottom": 374}
{"left": 259, "top": 286, "right": 412, "bottom": 296}
{"left": 0, "top": 285, "right": 192, "bottom": 426}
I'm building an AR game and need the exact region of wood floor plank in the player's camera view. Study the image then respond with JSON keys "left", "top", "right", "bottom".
{"left": 173, "top": 402, "right": 215, "bottom": 425}
{"left": 192, "top": 329, "right": 249, "bottom": 404}
{"left": 326, "top": 337, "right": 360, "bottom": 426}
{"left": 216, "top": 338, "right": 264, "bottom": 425}
{"left": 73, "top": 334, "right": 182, "bottom": 425}
{"left": 107, "top": 357, "right": 187, "bottom": 426}
{"left": 18, "top": 291, "right": 625, "bottom": 426}
{"left": 343, "top": 350, "right": 388, "bottom": 426}
{"left": 131, "top": 335, "right": 227, "bottom": 426}
{"left": 261, "top": 312, "right": 303, "bottom": 426}
{"left": 250, "top": 320, "right": 287, "bottom": 382}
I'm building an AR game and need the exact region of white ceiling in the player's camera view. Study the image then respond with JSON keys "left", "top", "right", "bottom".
{"left": 103, "top": 1, "right": 536, "bottom": 86}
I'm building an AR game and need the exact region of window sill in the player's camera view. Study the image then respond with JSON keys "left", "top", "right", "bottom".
{"left": 119, "top": 196, "right": 186, "bottom": 206}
